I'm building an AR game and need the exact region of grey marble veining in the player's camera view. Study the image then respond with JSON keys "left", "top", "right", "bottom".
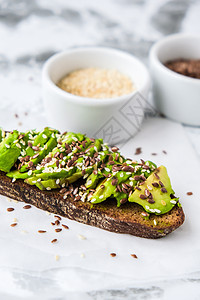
{"left": 0, "top": 0, "right": 200, "bottom": 298}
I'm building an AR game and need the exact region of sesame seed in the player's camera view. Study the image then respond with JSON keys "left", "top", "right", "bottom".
{"left": 153, "top": 219, "right": 157, "bottom": 226}
{"left": 78, "top": 234, "right": 86, "bottom": 240}
{"left": 16, "top": 143, "right": 21, "bottom": 148}
{"left": 5, "top": 144, "right": 10, "bottom": 148}
{"left": 170, "top": 200, "right": 177, "bottom": 204}
{"left": 154, "top": 209, "right": 161, "bottom": 214}
{"left": 55, "top": 255, "right": 60, "bottom": 261}
{"left": 161, "top": 200, "right": 166, "bottom": 206}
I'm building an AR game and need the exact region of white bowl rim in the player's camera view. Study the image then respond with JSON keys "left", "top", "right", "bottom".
{"left": 42, "top": 46, "right": 150, "bottom": 107}
{"left": 150, "top": 33, "right": 200, "bottom": 84}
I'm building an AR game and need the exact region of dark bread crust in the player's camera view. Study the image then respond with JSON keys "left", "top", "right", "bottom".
{"left": 0, "top": 171, "right": 185, "bottom": 238}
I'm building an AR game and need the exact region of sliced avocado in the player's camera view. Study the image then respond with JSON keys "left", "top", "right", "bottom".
{"left": 19, "top": 128, "right": 59, "bottom": 172}
{"left": 0, "top": 130, "right": 21, "bottom": 172}
{"left": 25, "top": 138, "right": 104, "bottom": 189}
{"left": 128, "top": 166, "right": 178, "bottom": 215}
{"left": 90, "top": 170, "right": 133, "bottom": 204}
{"left": 85, "top": 150, "right": 123, "bottom": 189}
{"left": 0, "top": 128, "right": 5, "bottom": 143}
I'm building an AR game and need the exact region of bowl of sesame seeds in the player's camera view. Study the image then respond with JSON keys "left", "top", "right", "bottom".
{"left": 42, "top": 47, "right": 150, "bottom": 144}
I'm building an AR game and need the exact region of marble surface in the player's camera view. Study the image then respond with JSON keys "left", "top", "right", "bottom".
{"left": 0, "top": 0, "right": 200, "bottom": 299}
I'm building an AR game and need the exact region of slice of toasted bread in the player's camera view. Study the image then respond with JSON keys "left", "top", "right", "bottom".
{"left": 0, "top": 171, "right": 185, "bottom": 238}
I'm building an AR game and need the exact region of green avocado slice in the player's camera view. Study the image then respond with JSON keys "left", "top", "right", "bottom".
{"left": 89, "top": 170, "right": 134, "bottom": 204}
{"left": 85, "top": 151, "right": 124, "bottom": 189}
{"left": 0, "top": 130, "right": 21, "bottom": 172}
{"left": 19, "top": 128, "right": 59, "bottom": 172}
{"left": 25, "top": 138, "right": 104, "bottom": 189}
{"left": 0, "top": 128, "right": 5, "bottom": 143}
{"left": 128, "top": 165, "right": 178, "bottom": 214}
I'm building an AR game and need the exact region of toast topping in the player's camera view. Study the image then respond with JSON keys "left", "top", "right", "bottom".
{"left": 0, "top": 127, "right": 180, "bottom": 215}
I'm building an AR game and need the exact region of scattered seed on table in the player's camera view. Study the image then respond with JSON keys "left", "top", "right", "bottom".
{"left": 62, "top": 224, "right": 69, "bottom": 229}
{"left": 7, "top": 207, "right": 14, "bottom": 212}
{"left": 51, "top": 222, "right": 55, "bottom": 226}
{"left": 54, "top": 215, "right": 61, "bottom": 220}
{"left": 151, "top": 153, "right": 157, "bottom": 156}
{"left": 135, "top": 147, "right": 142, "bottom": 155}
{"left": 51, "top": 239, "right": 58, "bottom": 243}
{"left": 78, "top": 234, "right": 86, "bottom": 240}
{"left": 55, "top": 228, "right": 62, "bottom": 233}
{"left": 23, "top": 205, "right": 31, "bottom": 209}
{"left": 131, "top": 254, "right": 138, "bottom": 259}
{"left": 10, "top": 223, "right": 17, "bottom": 227}
{"left": 110, "top": 253, "right": 116, "bottom": 257}
{"left": 162, "top": 150, "right": 167, "bottom": 154}
{"left": 55, "top": 220, "right": 60, "bottom": 226}
{"left": 187, "top": 192, "right": 193, "bottom": 196}
{"left": 38, "top": 230, "right": 46, "bottom": 233}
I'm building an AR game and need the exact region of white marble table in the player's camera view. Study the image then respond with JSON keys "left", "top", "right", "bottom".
{"left": 0, "top": 0, "right": 200, "bottom": 299}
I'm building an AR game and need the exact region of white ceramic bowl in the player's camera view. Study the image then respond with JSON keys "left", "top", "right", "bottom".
{"left": 42, "top": 47, "right": 150, "bottom": 144}
{"left": 149, "top": 33, "right": 200, "bottom": 126}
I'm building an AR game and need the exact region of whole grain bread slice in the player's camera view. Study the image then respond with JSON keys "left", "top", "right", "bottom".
{"left": 0, "top": 171, "right": 185, "bottom": 238}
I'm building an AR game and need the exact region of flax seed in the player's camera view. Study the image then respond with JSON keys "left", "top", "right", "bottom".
{"left": 10, "top": 223, "right": 17, "bottom": 227}
{"left": 51, "top": 239, "right": 57, "bottom": 243}
{"left": 23, "top": 205, "right": 31, "bottom": 209}
{"left": 135, "top": 147, "right": 142, "bottom": 155}
{"left": 55, "top": 228, "right": 62, "bottom": 233}
{"left": 131, "top": 254, "right": 138, "bottom": 258}
{"left": 187, "top": 192, "right": 193, "bottom": 196}
{"left": 110, "top": 253, "right": 116, "bottom": 257}
{"left": 7, "top": 207, "right": 14, "bottom": 212}
{"left": 62, "top": 224, "right": 69, "bottom": 229}
{"left": 38, "top": 230, "right": 46, "bottom": 233}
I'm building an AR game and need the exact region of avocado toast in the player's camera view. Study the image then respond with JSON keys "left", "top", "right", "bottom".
{"left": 0, "top": 127, "right": 185, "bottom": 238}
